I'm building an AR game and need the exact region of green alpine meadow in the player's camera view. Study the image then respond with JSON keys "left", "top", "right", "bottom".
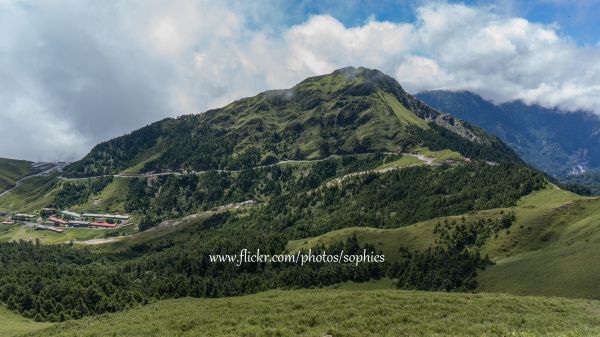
{"left": 2, "top": 64, "right": 600, "bottom": 336}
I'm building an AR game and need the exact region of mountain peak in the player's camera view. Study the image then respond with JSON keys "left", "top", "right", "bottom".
{"left": 294, "top": 66, "right": 404, "bottom": 96}
{"left": 331, "top": 66, "right": 387, "bottom": 81}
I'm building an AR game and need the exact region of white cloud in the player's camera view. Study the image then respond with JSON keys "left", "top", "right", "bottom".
{"left": 1, "top": 1, "right": 600, "bottom": 161}
{"left": 282, "top": 2, "right": 600, "bottom": 113}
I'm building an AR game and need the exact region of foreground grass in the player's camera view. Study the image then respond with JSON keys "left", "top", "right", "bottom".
{"left": 0, "top": 305, "right": 51, "bottom": 337}
{"left": 25, "top": 289, "right": 600, "bottom": 337}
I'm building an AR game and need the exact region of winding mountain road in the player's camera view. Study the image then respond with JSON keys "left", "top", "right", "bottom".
{"left": 59, "top": 152, "right": 402, "bottom": 181}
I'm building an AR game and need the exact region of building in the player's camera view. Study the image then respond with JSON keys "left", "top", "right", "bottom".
{"left": 1, "top": 220, "right": 15, "bottom": 225}
{"left": 61, "top": 210, "right": 82, "bottom": 220}
{"left": 67, "top": 220, "right": 90, "bottom": 227}
{"left": 33, "top": 224, "right": 64, "bottom": 233}
{"left": 81, "top": 213, "right": 129, "bottom": 222}
{"left": 47, "top": 216, "right": 68, "bottom": 226}
{"left": 12, "top": 213, "right": 36, "bottom": 221}
{"left": 89, "top": 221, "right": 117, "bottom": 228}
{"left": 40, "top": 208, "right": 56, "bottom": 216}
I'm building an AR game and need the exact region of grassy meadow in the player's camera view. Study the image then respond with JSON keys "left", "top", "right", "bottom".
{"left": 24, "top": 289, "right": 600, "bottom": 337}
{"left": 0, "top": 305, "right": 51, "bottom": 337}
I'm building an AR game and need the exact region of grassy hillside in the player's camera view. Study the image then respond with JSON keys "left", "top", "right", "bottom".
{"left": 0, "top": 174, "right": 59, "bottom": 213}
{"left": 26, "top": 289, "right": 600, "bottom": 337}
{"left": 286, "top": 187, "right": 600, "bottom": 299}
{"left": 0, "top": 158, "right": 33, "bottom": 192}
{"left": 0, "top": 305, "right": 51, "bottom": 337}
{"left": 478, "top": 188, "right": 600, "bottom": 299}
{"left": 286, "top": 207, "right": 506, "bottom": 260}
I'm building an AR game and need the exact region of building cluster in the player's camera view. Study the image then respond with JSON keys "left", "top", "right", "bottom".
{"left": 0, "top": 207, "right": 130, "bottom": 234}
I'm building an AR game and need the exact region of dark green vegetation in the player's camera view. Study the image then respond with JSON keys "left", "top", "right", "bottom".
{"left": 67, "top": 68, "right": 517, "bottom": 176}
{"left": 25, "top": 289, "right": 600, "bottom": 337}
{"left": 50, "top": 176, "right": 114, "bottom": 210}
{"left": 0, "top": 230, "right": 385, "bottom": 322}
{"left": 0, "top": 158, "right": 34, "bottom": 192}
{"left": 0, "top": 158, "right": 543, "bottom": 322}
{"left": 0, "top": 151, "right": 546, "bottom": 322}
{"left": 244, "top": 161, "right": 542, "bottom": 238}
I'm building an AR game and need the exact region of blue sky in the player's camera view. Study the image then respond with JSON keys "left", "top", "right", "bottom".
{"left": 1, "top": 0, "right": 600, "bottom": 161}
{"left": 278, "top": 0, "right": 600, "bottom": 45}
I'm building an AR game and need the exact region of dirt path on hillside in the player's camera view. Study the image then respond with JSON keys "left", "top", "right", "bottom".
{"left": 326, "top": 153, "right": 436, "bottom": 186}
{"left": 78, "top": 237, "right": 124, "bottom": 245}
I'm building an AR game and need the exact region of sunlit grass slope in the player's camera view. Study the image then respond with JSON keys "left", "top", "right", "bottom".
{"left": 26, "top": 289, "right": 600, "bottom": 337}
{"left": 0, "top": 174, "right": 59, "bottom": 213}
{"left": 478, "top": 188, "right": 600, "bottom": 299}
{"left": 288, "top": 187, "right": 600, "bottom": 299}
{"left": 0, "top": 305, "right": 51, "bottom": 337}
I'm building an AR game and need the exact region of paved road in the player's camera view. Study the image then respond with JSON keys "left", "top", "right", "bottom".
{"left": 59, "top": 152, "right": 401, "bottom": 181}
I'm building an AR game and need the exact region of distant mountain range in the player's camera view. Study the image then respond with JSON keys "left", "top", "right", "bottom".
{"left": 417, "top": 90, "right": 600, "bottom": 193}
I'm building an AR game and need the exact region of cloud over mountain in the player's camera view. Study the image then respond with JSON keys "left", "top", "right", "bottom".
{"left": 1, "top": 1, "right": 599, "bottom": 161}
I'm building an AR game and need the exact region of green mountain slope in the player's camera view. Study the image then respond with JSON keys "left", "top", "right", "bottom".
{"left": 66, "top": 67, "right": 519, "bottom": 176}
{"left": 0, "top": 158, "right": 34, "bottom": 192}
{"left": 0, "top": 67, "right": 560, "bottom": 330}
{"left": 0, "top": 173, "right": 59, "bottom": 213}
{"left": 25, "top": 289, "right": 600, "bottom": 337}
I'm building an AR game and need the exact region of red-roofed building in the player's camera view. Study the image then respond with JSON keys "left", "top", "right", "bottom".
{"left": 89, "top": 221, "right": 117, "bottom": 228}
{"left": 48, "top": 216, "right": 68, "bottom": 226}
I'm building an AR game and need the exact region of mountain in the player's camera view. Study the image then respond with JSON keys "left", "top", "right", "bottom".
{"left": 416, "top": 90, "right": 600, "bottom": 178}
{"left": 0, "top": 67, "right": 558, "bottom": 329}
{"left": 66, "top": 67, "right": 518, "bottom": 176}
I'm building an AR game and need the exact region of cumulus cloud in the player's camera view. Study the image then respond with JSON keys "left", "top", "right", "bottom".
{"left": 1, "top": 1, "right": 599, "bottom": 161}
